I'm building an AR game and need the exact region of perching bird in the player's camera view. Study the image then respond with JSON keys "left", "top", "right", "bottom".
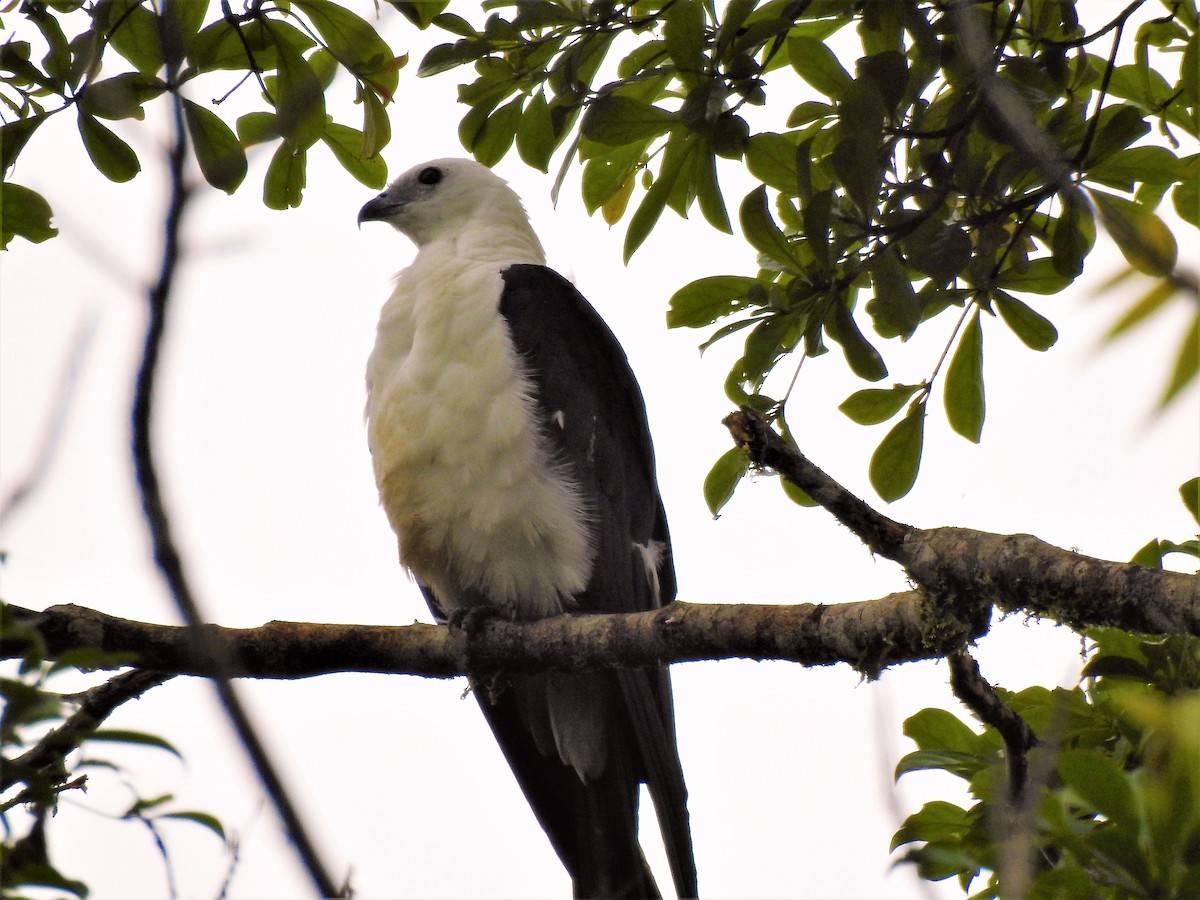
{"left": 358, "top": 159, "right": 697, "bottom": 899}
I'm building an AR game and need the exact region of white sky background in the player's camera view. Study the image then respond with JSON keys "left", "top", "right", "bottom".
{"left": 1, "top": 2, "right": 1197, "bottom": 898}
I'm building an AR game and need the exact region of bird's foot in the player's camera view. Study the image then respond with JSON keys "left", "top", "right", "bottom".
{"left": 446, "top": 603, "right": 507, "bottom": 636}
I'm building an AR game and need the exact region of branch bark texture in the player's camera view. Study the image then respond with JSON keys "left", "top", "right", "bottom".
{"left": 724, "top": 408, "right": 1199, "bottom": 640}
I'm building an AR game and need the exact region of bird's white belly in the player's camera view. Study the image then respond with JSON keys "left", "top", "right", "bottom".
{"left": 365, "top": 259, "right": 594, "bottom": 619}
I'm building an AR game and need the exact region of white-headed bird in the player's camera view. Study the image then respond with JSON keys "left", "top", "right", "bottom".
{"left": 358, "top": 159, "right": 696, "bottom": 899}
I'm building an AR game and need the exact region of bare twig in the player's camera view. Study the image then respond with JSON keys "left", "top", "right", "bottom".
{"left": 0, "top": 312, "right": 97, "bottom": 532}
{"left": 2, "top": 669, "right": 171, "bottom": 793}
{"left": 128, "top": 84, "right": 345, "bottom": 897}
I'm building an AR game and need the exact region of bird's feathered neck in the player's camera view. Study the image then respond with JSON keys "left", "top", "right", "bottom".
{"left": 405, "top": 182, "right": 546, "bottom": 267}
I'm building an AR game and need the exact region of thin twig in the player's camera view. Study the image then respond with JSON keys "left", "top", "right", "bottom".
{"left": 0, "top": 312, "right": 97, "bottom": 532}
{"left": 129, "top": 81, "right": 345, "bottom": 897}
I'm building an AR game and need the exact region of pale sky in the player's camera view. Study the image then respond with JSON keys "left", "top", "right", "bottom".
{"left": 1, "top": 3, "right": 1196, "bottom": 898}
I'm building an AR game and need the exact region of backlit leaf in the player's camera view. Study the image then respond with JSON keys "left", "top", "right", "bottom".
{"left": 183, "top": 99, "right": 247, "bottom": 193}
{"left": 77, "top": 111, "right": 140, "bottom": 182}
{"left": 263, "top": 144, "right": 306, "bottom": 209}
{"left": 1089, "top": 188, "right": 1178, "bottom": 276}
{"left": 270, "top": 28, "right": 327, "bottom": 151}
{"left": 944, "top": 309, "right": 985, "bottom": 442}
{"left": 869, "top": 400, "right": 925, "bottom": 501}
{"left": 839, "top": 384, "right": 922, "bottom": 425}
{"left": 788, "top": 35, "right": 852, "bottom": 99}
{"left": 668, "top": 276, "right": 757, "bottom": 328}
{"left": 582, "top": 94, "right": 675, "bottom": 146}
{"left": 704, "top": 447, "right": 749, "bottom": 516}
{"left": 739, "top": 185, "right": 799, "bottom": 270}
{"left": 321, "top": 122, "right": 386, "bottom": 188}
{"left": 993, "top": 291, "right": 1058, "bottom": 350}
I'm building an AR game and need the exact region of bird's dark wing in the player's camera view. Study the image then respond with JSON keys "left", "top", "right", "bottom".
{"left": 458, "top": 264, "right": 695, "bottom": 899}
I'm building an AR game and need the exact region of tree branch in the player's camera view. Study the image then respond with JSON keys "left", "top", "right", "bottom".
{"left": 2, "top": 670, "right": 173, "bottom": 794}
{"left": 3, "top": 593, "right": 972, "bottom": 681}
{"left": 724, "top": 408, "right": 1200, "bottom": 638}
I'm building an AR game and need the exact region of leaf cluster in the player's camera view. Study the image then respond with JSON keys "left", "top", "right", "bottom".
{"left": 1, "top": 604, "right": 223, "bottom": 898}
{"left": 1, "top": 0, "right": 408, "bottom": 246}
{"left": 893, "top": 628, "right": 1200, "bottom": 899}
{"left": 418, "top": 0, "right": 1197, "bottom": 503}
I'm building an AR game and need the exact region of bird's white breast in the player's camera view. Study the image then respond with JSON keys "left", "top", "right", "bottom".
{"left": 365, "top": 247, "right": 594, "bottom": 619}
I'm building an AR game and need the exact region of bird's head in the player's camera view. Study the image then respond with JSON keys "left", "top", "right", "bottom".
{"left": 357, "top": 158, "right": 530, "bottom": 249}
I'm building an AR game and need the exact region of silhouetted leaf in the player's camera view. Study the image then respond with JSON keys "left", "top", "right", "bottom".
{"left": 183, "top": 99, "right": 247, "bottom": 193}
{"left": 1, "top": 183, "right": 57, "bottom": 248}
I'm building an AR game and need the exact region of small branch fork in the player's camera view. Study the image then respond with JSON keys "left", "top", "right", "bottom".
{"left": 722, "top": 408, "right": 1200, "bottom": 638}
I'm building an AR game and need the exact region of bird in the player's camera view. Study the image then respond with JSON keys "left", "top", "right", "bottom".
{"left": 357, "top": 158, "right": 697, "bottom": 899}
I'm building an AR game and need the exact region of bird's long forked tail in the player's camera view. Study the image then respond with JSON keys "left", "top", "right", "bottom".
{"left": 616, "top": 668, "right": 698, "bottom": 900}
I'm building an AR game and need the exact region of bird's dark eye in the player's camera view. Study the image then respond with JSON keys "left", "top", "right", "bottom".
{"left": 418, "top": 167, "right": 442, "bottom": 186}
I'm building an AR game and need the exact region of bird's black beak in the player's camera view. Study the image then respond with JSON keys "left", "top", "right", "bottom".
{"left": 357, "top": 194, "right": 395, "bottom": 228}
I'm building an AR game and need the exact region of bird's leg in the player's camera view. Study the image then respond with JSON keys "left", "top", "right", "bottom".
{"left": 446, "top": 603, "right": 509, "bottom": 636}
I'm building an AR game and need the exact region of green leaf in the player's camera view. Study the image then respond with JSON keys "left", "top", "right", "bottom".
{"left": 787, "top": 35, "right": 853, "bottom": 99}
{"left": 828, "top": 299, "right": 888, "bottom": 381}
{"left": 1181, "top": 477, "right": 1199, "bottom": 527}
{"left": 292, "top": 0, "right": 401, "bottom": 97}
{"left": 904, "top": 223, "right": 971, "bottom": 284}
{"left": 745, "top": 131, "right": 801, "bottom": 194}
{"left": 1174, "top": 170, "right": 1197, "bottom": 227}
{"left": 994, "top": 257, "right": 1074, "bottom": 295}
{"left": 869, "top": 400, "right": 925, "bottom": 501}
{"left": 1088, "top": 188, "right": 1178, "bottom": 276}
{"left": 839, "top": 384, "right": 922, "bottom": 425}
{"left": 472, "top": 96, "right": 523, "bottom": 167}
{"left": 1, "top": 183, "right": 58, "bottom": 248}
{"left": 993, "top": 290, "right": 1058, "bottom": 351}
{"left": 624, "top": 132, "right": 693, "bottom": 262}
{"left": 1050, "top": 193, "right": 1096, "bottom": 278}
{"left": 87, "top": 728, "right": 182, "bottom": 759}
{"left": 780, "top": 478, "right": 817, "bottom": 507}
{"left": 263, "top": 144, "right": 307, "bottom": 209}
{"left": 0, "top": 115, "right": 51, "bottom": 171}
{"left": 394, "top": 2, "right": 451, "bottom": 29}
{"left": 582, "top": 94, "right": 675, "bottom": 146}
{"left": 102, "top": 0, "right": 163, "bottom": 75}
{"left": 80, "top": 73, "right": 166, "bottom": 121}
{"left": 159, "top": 810, "right": 227, "bottom": 840}
{"left": 417, "top": 39, "right": 485, "bottom": 78}
{"left": 903, "top": 706, "right": 987, "bottom": 754}
{"left": 360, "top": 88, "right": 391, "bottom": 158}
{"left": 894, "top": 749, "right": 985, "bottom": 781}
{"left": 694, "top": 143, "right": 731, "bottom": 233}
{"left": 944, "top": 310, "right": 985, "bottom": 443}
{"left": 891, "top": 801, "right": 970, "bottom": 850}
{"left": 270, "top": 27, "right": 327, "bottom": 152}
{"left": 668, "top": 275, "right": 758, "bottom": 328}
{"left": 663, "top": 0, "right": 706, "bottom": 74}
{"left": 236, "top": 111, "right": 280, "bottom": 147}
{"left": 77, "top": 111, "right": 141, "bottom": 182}
{"left": 1088, "top": 145, "right": 1183, "bottom": 191}
{"left": 582, "top": 142, "right": 645, "bottom": 214}
{"left": 1057, "top": 748, "right": 1139, "bottom": 831}
{"left": 183, "top": 100, "right": 247, "bottom": 193}
{"left": 1160, "top": 310, "right": 1198, "bottom": 407}
{"left": 739, "top": 185, "right": 799, "bottom": 271}
{"left": 704, "top": 447, "right": 749, "bottom": 516}
{"left": 321, "top": 122, "right": 387, "bottom": 189}
{"left": 866, "top": 252, "right": 922, "bottom": 339}
{"left": 516, "top": 91, "right": 556, "bottom": 173}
